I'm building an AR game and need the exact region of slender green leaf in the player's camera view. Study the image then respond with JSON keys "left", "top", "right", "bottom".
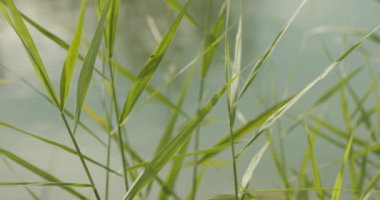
{"left": 199, "top": 96, "right": 293, "bottom": 163}
{"left": 157, "top": 67, "right": 195, "bottom": 200}
{"left": 331, "top": 105, "right": 355, "bottom": 200}
{"left": 1, "top": 64, "right": 106, "bottom": 146}
{"left": 362, "top": 169, "right": 380, "bottom": 198}
{"left": 75, "top": 0, "right": 112, "bottom": 126}
{"left": 164, "top": 0, "right": 198, "bottom": 27}
{"left": 0, "top": 182, "right": 91, "bottom": 187}
{"left": 119, "top": 0, "right": 191, "bottom": 124}
{"left": 201, "top": 4, "right": 226, "bottom": 79}
{"left": 239, "top": 26, "right": 380, "bottom": 155}
{"left": 239, "top": 142, "right": 269, "bottom": 197}
{"left": 0, "top": 120, "right": 121, "bottom": 176}
{"left": 59, "top": 0, "right": 87, "bottom": 109}
{"left": 239, "top": 0, "right": 308, "bottom": 98}
{"left": 123, "top": 75, "right": 237, "bottom": 200}
{"left": 204, "top": 194, "right": 236, "bottom": 200}
{"left": 0, "top": 0, "right": 58, "bottom": 105}
{"left": 267, "top": 133, "right": 292, "bottom": 199}
{"left": 305, "top": 125, "right": 324, "bottom": 200}
{"left": 313, "top": 65, "right": 364, "bottom": 107}
{"left": 0, "top": 148, "right": 86, "bottom": 199}
{"left": 16, "top": 9, "right": 189, "bottom": 118}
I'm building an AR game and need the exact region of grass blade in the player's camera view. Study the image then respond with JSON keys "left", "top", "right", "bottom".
{"left": 362, "top": 169, "right": 380, "bottom": 198}
{"left": 157, "top": 67, "right": 195, "bottom": 200}
{"left": 305, "top": 125, "right": 324, "bottom": 200}
{"left": 238, "top": 26, "right": 380, "bottom": 155}
{"left": 199, "top": 96, "right": 293, "bottom": 163}
{"left": 267, "top": 133, "right": 292, "bottom": 199}
{"left": 0, "top": 120, "right": 121, "bottom": 176}
{"left": 75, "top": 0, "right": 112, "bottom": 127}
{"left": 0, "top": 148, "right": 86, "bottom": 199}
{"left": 239, "top": 0, "right": 308, "bottom": 98}
{"left": 59, "top": 0, "right": 87, "bottom": 109}
{"left": 331, "top": 88, "right": 354, "bottom": 200}
{"left": 0, "top": 182, "right": 91, "bottom": 187}
{"left": 0, "top": 0, "right": 58, "bottom": 105}
{"left": 331, "top": 130, "right": 355, "bottom": 200}
{"left": 122, "top": 76, "right": 237, "bottom": 200}
{"left": 15, "top": 9, "right": 188, "bottom": 118}
{"left": 313, "top": 65, "right": 364, "bottom": 107}
{"left": 119, "top": 0, "right": 191, "bottom": 124}
{"left": 201, "top": 4, "right": 226, "bottom": 79}
{"left": 239, "top": 142, "right": 269, "bottom": 198}
{"left": 164, "top": 0, "right": 198, "bottom": 27}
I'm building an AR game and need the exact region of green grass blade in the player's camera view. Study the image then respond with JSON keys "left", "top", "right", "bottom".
{"left": 0, "top": 120, "right": 121, "bottom": 176}
{"left": 361, "top": 169, "right": 380, "bottom": 198}
{"left": 20, "top": 12, "right": 71, "bottom": 50}
{"left": 164, "top": 0, "right": 198, "bottom": 27}
{"left": 0, "top": 0, "right": 58, "bottom": 105}
{"left": 156, "top": 67, "right": 195, "bottom": 200}
{"left": 267, "top": 133, "right": 292, "bottom": 199}
{"left": 15, "top": 9, "right": 188, "bottom": 118}
{"left": 122, "top": 76, "right": 237, "bottom": 200}
{"left": 307, "top": 115, "right": 374, "bottom": 155}
{"left": 204, "top": 194, "right": 237, "bottom": 200}
{"left": 59, "top": 0, "right": 87, "bottom": 109}
{"left": 1, "top": 157, "right": 39, "bottom": 200}
{"left": 239, "top": 142, "right": 269, "bottom": 197}
{"left": 75, "top": 0, "right": 112, "bottom": 127}
{"left": 1, "top": 65, "right": 106, "bottom": 147}
{"left": 158, "top": 143, "right": 190, "bottom": 200}
{"left": 238, "top": 26, "right": 380, "bottom": 155}
{"left": 201, "top": 4, "right": 226, "bottom": 79}
{"left": 347, "top": 82, "right": 377, "bottom": 141}
{"left": 119, "top": 0, "right": 191, "bottom": 124}
{"left": 238, "top": 0, "right": 308, "bottom": 98}
{"left": 113, "top": 62, "right": 189, "bottom": 118}
{"left": 312, "top": 65, "right": 364, "bottom": 107}
{"left": 331, "top": 89, "right": 355, "bottom": 200}
{"left": 105, "top": 0, "right": 119, "bottom": 55}
{"left": 0, "top": 182, "right": 91, "bottom": 187}
{"left": 305, "top": 125, "right": 324, "bottom": 200}
{"left": 155, "top": 67, "right": 194, "bottom": 155}
{"left": 0, "top": 148, "right": 86, "bottom": 199}
{"left": 83, "top": 104, "right": 109, "bottom": 131}
{"left": 297, "top": 130, "right": 312, "bottom": 200}
{"left": 120, "top": 140, "right": 181, "bottom": 200}
{"left": 188, "top": 3, "right": 227, "bottom": 195}
{"left": 199, "top": 96, "right": 292, "bottom": 163}
{"left": 331, "top": 132, "right": 355, "bottom": 200}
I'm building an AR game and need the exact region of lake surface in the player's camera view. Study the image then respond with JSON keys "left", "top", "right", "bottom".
{"left": 1, "top": 0, "right": 380, "bottom": 199}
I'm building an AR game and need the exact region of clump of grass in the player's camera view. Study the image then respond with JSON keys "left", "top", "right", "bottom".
{"left": 1, "top": 0, "right": 380, "bottom": 199}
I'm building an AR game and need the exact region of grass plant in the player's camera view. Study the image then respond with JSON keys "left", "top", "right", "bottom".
{"left": 1, "top": 0, "right": 380, "bottom": 199}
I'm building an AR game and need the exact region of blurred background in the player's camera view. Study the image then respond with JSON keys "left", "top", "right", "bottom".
{"left": 1, "top": 0, "right": 380, "bottom": 199}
